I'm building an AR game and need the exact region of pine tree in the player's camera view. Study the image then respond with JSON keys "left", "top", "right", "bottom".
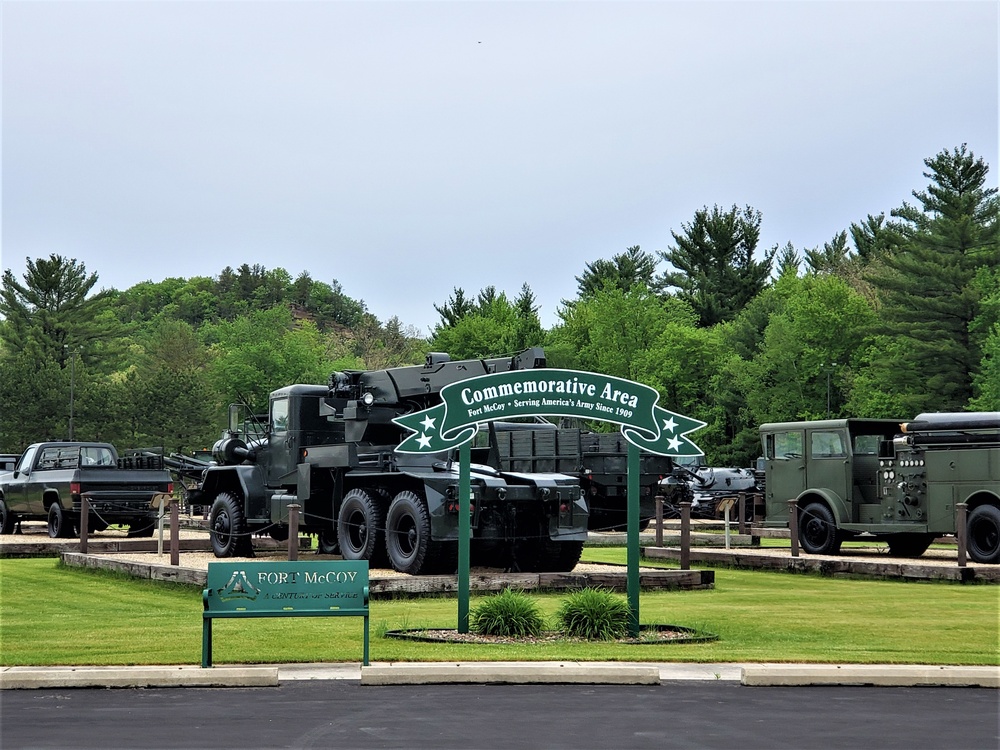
{"left": 863, "top": 144, "right": 1000, "bottom": 411}
{"left": 658, "top": 205, "right": 776, "bottom": 327}
{"left": 574, "top": 246, "right": 658, "bottom": 300}
{"left": 0, "top": 255, "right": 117, "bottom": 368}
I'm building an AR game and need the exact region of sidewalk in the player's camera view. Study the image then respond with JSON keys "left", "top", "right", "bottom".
{"left": 2, "top": 662, "right": 997, "bottom": 689}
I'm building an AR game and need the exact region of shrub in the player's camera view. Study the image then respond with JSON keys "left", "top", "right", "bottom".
{"left": 556, "top": 587, "right": 631, "bottom": 640}
{"left": 470, "top": 588, "right": 545, "bottom": 637}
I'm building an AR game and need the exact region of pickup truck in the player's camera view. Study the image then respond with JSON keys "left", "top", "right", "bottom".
{"left": 0, "top": 442, "right": 174, "bottom": 538}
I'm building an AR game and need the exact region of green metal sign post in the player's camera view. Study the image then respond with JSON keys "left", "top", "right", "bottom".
{"left": 393, "top": 368, "right": 705, "bottom": 636}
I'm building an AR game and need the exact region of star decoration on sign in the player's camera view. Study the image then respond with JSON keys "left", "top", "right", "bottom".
{"left": 667, "top": 436, "right": 682, "bottom": 452}
{"left": 662, "top": 416, "right": 677, "bottom": 433}
{"left": 417, "top": 433, "right": 432, "bottom": 449}
{"left": 421, "top": 415, "right": 436, "bottom": 432}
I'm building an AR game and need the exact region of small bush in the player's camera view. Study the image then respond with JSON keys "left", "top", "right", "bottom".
{"left": 470, "top": 589, "right": 545, "bottom": 637}
{"left": 556, "top": 588, "right": 631, "bottom": 640}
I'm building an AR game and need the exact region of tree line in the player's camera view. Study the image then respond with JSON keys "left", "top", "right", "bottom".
{"left": 1, "top": 144, "right": 996, "bottom": 465}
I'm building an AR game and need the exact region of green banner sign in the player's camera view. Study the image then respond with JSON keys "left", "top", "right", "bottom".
{"left": 393, "top": 368, "right": 705, "bottom": 457}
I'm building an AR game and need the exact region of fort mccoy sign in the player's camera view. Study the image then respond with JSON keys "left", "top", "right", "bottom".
{"left": 393, "top": 369, "right": 705, "bottom": 457}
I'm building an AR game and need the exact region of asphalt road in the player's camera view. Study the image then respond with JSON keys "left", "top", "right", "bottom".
{"left": 2, "top": 681, "right": 996, "bottom": 750}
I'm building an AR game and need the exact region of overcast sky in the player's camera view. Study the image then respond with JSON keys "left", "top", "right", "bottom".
{"left": 2, "top": 1, "right": 997, "bottom": 335}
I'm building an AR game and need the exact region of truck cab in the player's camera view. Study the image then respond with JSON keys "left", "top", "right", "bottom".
{"left": 761, "top": 419, "right": 901, "bottom": 525}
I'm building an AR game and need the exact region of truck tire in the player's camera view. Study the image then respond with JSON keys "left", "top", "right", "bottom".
{"left": 127, "top": 521, "right": 155, "bottom": 538}
{"left": 209, "top": 492, "right": 253, "bottom": 558}
{"left": 317, "top": 524, "right": 340, "bottom": 555}
{"left": 47, "top": 502, "right": 75, "bottom": 539}
{"left": 337, "top": 489, "right": 386, "bottom": 566}
{"left": 886, "top": 533, "right": 936, "bottom": 558}
{"left": 967, "top": 505, "right": 1000, "bottom": 565}
{"left": 798, "top": 502, "right": 842, "bottom": 555}
{"left": 536, "top": 539, "right": 584, "bottom": 572}
{"left": 385, "top": 490, "right": 456, "bottom": 575}
{"left": 0, "top": 498, "right": 15, "bottom": 534}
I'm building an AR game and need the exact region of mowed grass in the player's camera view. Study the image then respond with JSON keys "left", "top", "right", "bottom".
{"left": 0, "top": 555, "right": 996, "bottom": 667}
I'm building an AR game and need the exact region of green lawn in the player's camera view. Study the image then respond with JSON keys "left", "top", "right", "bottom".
{"left": 0, "top": 555, "right": 996, "bottom": 667}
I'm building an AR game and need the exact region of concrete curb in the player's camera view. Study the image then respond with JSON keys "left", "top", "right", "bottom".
{"left": 0, "top": 665, "right": 279, "bottom": 690}
{"left": 740, "top": 664, "right": 1000, "bottom": 688}
{"left": 360, "top": 662, "right": 661, "bottom": 685}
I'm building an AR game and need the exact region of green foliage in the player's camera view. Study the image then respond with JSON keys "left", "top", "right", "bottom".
{"left": 0, "top": 351, "right": 69, "bottom": 449}
{"left": 862, "top": 144, "right": 999, "bottom": 412}
{"left": 556, "top": 588, "right": 631, "bottom": 641}
{"left": 658, "top": 204, "right": 776, "bottom": 327}
{"left": 430, "top": 285, "right": 544, "bottom": 359}
{"left": 203, "top": 306, "right": 333, "bottom": 414}
{"left": 551, "top": 286, "right": 696, "bottom": 381}
{"left": 0, "top": 254, "right": 120, "bottom": 366}
{"left": 574, "top": 245, "right": 658, "bottom": 300}
{"left": 470, "top": 589, "right": 545, "bottom": 637}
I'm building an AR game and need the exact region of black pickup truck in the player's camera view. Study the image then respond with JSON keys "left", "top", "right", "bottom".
{"left": 0, "top": 442, "right": 173, "bottom": 538}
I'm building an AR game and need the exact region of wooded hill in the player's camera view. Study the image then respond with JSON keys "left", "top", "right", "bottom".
{"left": 2, "top": 144, "right": 996, "bottom": 465}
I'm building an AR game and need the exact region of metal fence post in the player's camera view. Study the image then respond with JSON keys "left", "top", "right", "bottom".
{"left": 788, "top": 499, "right": 799, "bottom": 557}
{"left": 288, "top": 504, "right": 301, "bottom": 562}
{"left": 170, "top": 499, "right": 179, "bottom": 566}
{"left": 654, "top": 495, "right": 664, "bottom": 548}
{"left": 738, "top": 494, "right": 747, "bottom": 536}
{"left": 80, "top": 494, "right": 90, "bottom": 555}
{"left": 679, "top": 500, "right": 692, "bottom": 570}
{"left": 956, "top": 503, "right": 967, "bottom": 568}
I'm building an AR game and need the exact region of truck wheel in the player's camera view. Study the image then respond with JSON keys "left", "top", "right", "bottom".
{"left": 886, "top": 533, "right": 936, "bottom": 558}
{"left": 127, "top": 521, "right": 155, "bottom": 538}
{"left": 0, "top": 498, "right": 15, "bottom": 534}
{"left": 385, "top": 490, "right": 444, "bottom": 575}
{"left": 798, "top": 502, "right": 842, "bottom": 555}
{"left": 337, "top": 489, "right": 386, "bottom": 566}
{"left": 47, "top": 503, "right": 75, "bottom": 539}
{"left": 317, "top": 525, "right": 340, "bottom": 555}
{"left": 536, "top": 539, "right": 584, "bottom": 572}
{"left": 967, "top": 505, "right": 1000, "bottom": 565}
{"left": 209, "top": 492, "right": 253, "bottom": 558}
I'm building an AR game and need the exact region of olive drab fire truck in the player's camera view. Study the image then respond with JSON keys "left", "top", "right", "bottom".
{"left": 758, "top": 412, "right": 1000, "bottom": 563}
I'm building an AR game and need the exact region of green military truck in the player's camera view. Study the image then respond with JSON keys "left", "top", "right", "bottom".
{"left": 477, "top": 420, "right": 673, "bottom": 532}
{"left": 758, "top": 412, "right": 1000, "bottom": 563}
{"left": 193, "top": 349, "right": 588, "bottom": 575}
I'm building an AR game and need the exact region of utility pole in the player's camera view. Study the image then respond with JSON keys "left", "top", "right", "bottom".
{"left": 68, "top": 347, "right": 77, "bottom": 440}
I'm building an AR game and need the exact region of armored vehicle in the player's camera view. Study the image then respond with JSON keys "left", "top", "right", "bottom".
{"left": 759, "top": 412, "right": 1000, "bottom": 563}
{"left": 195, "top": 349, "right": 588, "bottom": 575}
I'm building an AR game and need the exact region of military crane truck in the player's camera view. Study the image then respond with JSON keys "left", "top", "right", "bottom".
{"left": 196, "top": 348, "right": 588, "bottom": 575}
{"left": 758, "top": 412, "right": 1000, "bottom": 563}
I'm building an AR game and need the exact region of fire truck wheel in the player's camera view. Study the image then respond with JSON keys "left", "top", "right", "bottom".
{"left": 47, "top": 502, "right": 75, "bottom": 539}
{"left": 967, "top": 505, "right": 1000, "bottom": 565}
{"left": 798, "top": 502, "right": 842, "bottom": 555}
{"left": 209, "top": 492, "right": 253, "bottom": 558}
{"left": 886, "top": 533, "right": 936, "bottom": 558}
{"left": 337, "top": 489, "right": 386, "bottom": 566}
